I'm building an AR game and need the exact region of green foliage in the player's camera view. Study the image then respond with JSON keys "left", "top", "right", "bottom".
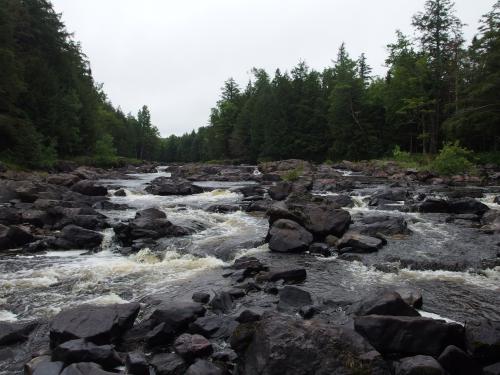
{"left": 283, "top": 168, "right": 302, "bottom": 182}
{"left": 94, "top": 133, "right": 117, "bottom": 166}
{"left": 392, "top": 145, "right": 412, "bottom": 163}
{"left": 430, "top": 141, "right": 475, "bottom": 175}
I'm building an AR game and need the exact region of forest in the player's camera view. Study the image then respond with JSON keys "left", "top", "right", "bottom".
{"left": 1, "top": 0, "right": 499, "bottom": 167}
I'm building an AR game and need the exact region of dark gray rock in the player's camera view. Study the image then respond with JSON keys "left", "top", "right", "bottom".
{"left": 353, "top": 291, "right": 421, "bottom": 317}
{"left": 484, "top": 362, "right": 500, "bottom": 375}
{"left": 352, "top": 215, "right": 411, "bottom": 237}
{"left": 308, "top": 242, "right": 332, "bottom": 257}
{"left": 189, "top": 316, "right": 238, "bottom": 340}
{"left": 145, "top": 177, "right": 203, "bottom": 196}
{"left": 266, "top": 219, "right": 313, "bottom": 253}
{"left": 394, "top": 355, "right": 445, "bottom": 375}
{"left": 150, "top": 353, "right": 187, "bottom": 375}
{"left": 354, "top": 315, "right": 465, "bottom": 357}
{"left": 192, "top": 292, "right": 210, "bottom": 304}
{"left": 268, "top": 182, "right": 292, "bottom": 201}
{"left": 50, "top": 303, "right": 140, "bottom": 347}
{"left": 237, "top": 310, "right": 261, "bottom": 324}
{"left": 25, "top": 356, "right": 64, "bottom": 375}
{"left": 54, "top": 225, "right": 103, "bottom": 249}
{"left": 71, "top": 181, "right": 108, "bottom": 196}
{"left": 232, "top": 313, "right": 390, "bottom": 375}
{"left": 185, "top": 360, "right": 224, "bottom": 375}
{"left": 126, "top": 352, "right": 149, "bottom": 375}
{"left": 209, "top": 291, "right": 233, "bottom": 314}
{"left": 174, "top": 333, "right": 213, "bottom": 360}
{"left": 149, "top": 301, "right": 206, "bottom": 335}
{"left": 338, "top": 231, "right": 384, "bottom": 253}
{"left": 438, "top": 345, "right": 482, "bottom": 375}
{"left": 465, "top": 319, "right": 500, "bottom": 366}
{"left": 0, "top": 224, "right": 35, "bottom": 250}
{"left": 0, "top": 321, "right": 38, "bottom": 346}
{"left": 277, "top": 286, "right": 313, "bottom": 312}
{"left": 52, "top": 339, "right": 122, "bottom": 369}
{"left": 60, "top": 362, "right": 116, "bottom": 375}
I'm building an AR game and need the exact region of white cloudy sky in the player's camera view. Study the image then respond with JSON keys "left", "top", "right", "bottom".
{"left": 51, "top": 0, "right": 495, "bottom": 137}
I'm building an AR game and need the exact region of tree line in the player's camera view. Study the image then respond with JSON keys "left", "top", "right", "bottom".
{"left": 163, "top": 0, "right": 500, "bottom": 163}
{"left": 1, "top": 0, "right": 499, "bottom": 168}
{"left": 0, "top": 0, "right": 161, "bottom": 167}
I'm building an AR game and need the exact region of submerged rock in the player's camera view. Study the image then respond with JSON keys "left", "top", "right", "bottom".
{"left": 337, "top": 231, "right": 385, "bottom": 253}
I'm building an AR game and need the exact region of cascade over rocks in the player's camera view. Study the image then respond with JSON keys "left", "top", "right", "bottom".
{"left": 49, "top": 303, "right": 140, "bottom": 347}
{"left": 354, "top": 315, "right": 465, "bottom": 357}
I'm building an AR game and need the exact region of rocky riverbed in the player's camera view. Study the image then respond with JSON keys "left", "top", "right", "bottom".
{"left": 0, "top": 160, "right": 499, "bottom": 374}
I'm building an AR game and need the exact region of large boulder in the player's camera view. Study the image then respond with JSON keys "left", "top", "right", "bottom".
{"left": 277, "top": 286, "right": 313, "bottom": 312}
{"left": 438, "top": 345, "right": 482, "bottom": 375}
{"left": 394, "top": 355, "right": 445, "bottom": 375}
{"left": 145, "top": 177, "right": 203, "bottom": 196}
{"left": 0, "top": 224, "right": 35, "bottom": 250}
{"left": 174, "top": 333, "right": 213, "bottom": 360}
{"left": 353, "top": 291, "right": 420, "bottom": 317}
{"left": 49, "top": 303, "right": 140, "bottom": 347}
{"left": 268, "top": 194, "right": 351, "bottom": 238}
{"left": 354, "top": 315, "right": 465, "bottom": 357}
{"left": 149, "top": 301, "right": 206, "bottom": 336}
{"left": 71, "top": 180, "right": 108, "bottom": 196}
{"left": 266, "top": 219, "right": 313, "bottom": 253}
{"left": 53, "top": 225, "right": 103, "bottom": 249}
{"left": 268, "top": 182, "right": 292, "bottom": 201}
{"left": 351, "top": 215, "right": 411, "bottom": 237}
{"left": 449, "top": 198, "right": 490, "bottom": 216}
{"left": 232, "top": 313, "right": 390, "bottom": 375}
{"left": 114, "top": 208, "right": 188, "bottom": 246}
{"left": 52, "top": 339, "right": 122, "bottom": 369}
{"left": 46, "top": 174, "right": 81, "bottom": 187}
{"left": 465, "top": 319, "right": 500, "bottom": 366}
{"left": 337, "top": 231, "right": 385, "bottom": 253}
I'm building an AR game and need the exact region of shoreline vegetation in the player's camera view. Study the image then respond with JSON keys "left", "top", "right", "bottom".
{"left": 1, "top": 0, "right": 500, "bottom": 170}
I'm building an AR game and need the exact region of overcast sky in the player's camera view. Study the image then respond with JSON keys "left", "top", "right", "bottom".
{"left": 51, "top": 0, "right": 494, "bottom": 137}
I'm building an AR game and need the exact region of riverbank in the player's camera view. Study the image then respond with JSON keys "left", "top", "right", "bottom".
{"left": 0, "top": 160, "right": 499, "bottom": 374}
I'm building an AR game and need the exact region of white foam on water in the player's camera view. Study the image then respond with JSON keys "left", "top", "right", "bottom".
{"left": 0, "top": 310, "right": 18, "bottom": 322}
{"left": 83, "top": 293, "right": 129, "bottom": 306}
{"left": 418, "top": 310, "right": 463, "bottom": 325}
{"left": 480, "top": 194, "right": 500, "bottom": 210}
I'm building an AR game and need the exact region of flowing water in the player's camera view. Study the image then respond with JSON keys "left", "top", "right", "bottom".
{"left": 0, "top": 168, "right": 499, "bottom": 328}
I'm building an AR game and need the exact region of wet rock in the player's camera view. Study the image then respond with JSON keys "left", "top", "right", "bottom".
{"left": 230, "top": 322, "right": 257, "bottom": 353}
{"left": 394, "top": 288, "right": 423, "bottom": 309}
{"left": 206, "top": 204, "right": 241, "bottom": 213}
{"left": 174, "top": 333, "right": 213, "bottom": 360}
{"left": 212, "top": 349, "right": 238, "bottom": 363}
{"left": 394, "top": 355, "right": 445, "bottom": 375}
{"left": 308, "top": 242, "right": 332, "bottom": 257}
{"left": 465, "top": 319, "right": 500, "bottom": 365}
{"left": 411, "top": 198, "right": 451, "bottom": 213}
{"left": 46, "top": 174, "right": 80, "bottom": 187}
{"left": 114, "top": 208, "right": 188, "bottom": 246}
{"left": 323, "top": 194, "right": 354, "bottom": 208}
{"left": 337, "top": 231, "right": 384, "bottom": 253}
{"left": 24, "top": 355, "right": 64, "bottom": 375}
{"left": 353, "top": 291, "right": 421, "bottom": 317}
{"left": 145, "top": 177, "right": 203, "bottom": 196}
{"left": 0, "top": 224, "right": 36, "bottom": 250}
{"left": 351, "top": 215, "right": 411, "bottom": 237}
{"left": 233, "top": 312, "right": 390, "bottom": 375}
{"left": 0, "top": 321, "right": 38, "bottom": 346}
{"left": 246, "top": 199, "right": 273, "bottom": 212}
{"left": 0, "top": 207, "right": 21, "bottom": 225}
{"left": 189, "top": 316, "right": 238, "bottom": 339}
{"left": 71, "top": 181, "right": 108, "bottom": 196}
{"left": 232, "top": 256, "right": 268, "bottom": 277}
{"left": 126, "top": 352, "right": 149, "bottom": 375}
{"left": 192, "top": 292, "right": 210, "bottom": 304}
{"left": 149, "top": 301, "right": 206, "bottom": 335}
{"left": 114, "top": 189, "right": 127, "bottom": 197}
{"left": 259, "top": 268, "right": 307, "bottom": 284}
{"left": 145, "top": 322, "right": 175, "bottom": 346}
{"left": 354, "top": 315, "right": 465, "bottom": 357}
{"left": 53, "top": 225, "right": 103, "bottom": 249}
{"left": 438, "top": 345, "right": 482, "bottom": 375}
{"left": 268, "top": 182, "right": 292, "bottom": 201}
{"left": 49, "top": 303, "right": 140, "bottom": 347}
{"left": 52, "top": 339, "right": 122, "bottom": 369}
{"left": 266, "top": 219, "right": 313, "bottom": 253}
{"left": 209, "top": 291, "right": 233, "bottom": 314}
{"left": 299, "top": 305, "right": 318, "bottom": 319}
{"left": 92, "top": 201, "right": 129, "bottom": 210}
{"left": 185, "top": 360, "right": 224, "bottom": 375}
{"left": 150, "top": 353, "right": 187, "bottom": 375}
{"left": 484, "top": 362, "right": 500, "bottom": 375}
{"left": 449, "top": 198, "right": 490, "bottom": 216}
{"left": 237, "top": 310, "right": 261, "bottom": 324}
{"left": 60, "top": 362, "right": 116, "bottom": 375}
{"left": 277, "top": 286, "right": 313, "bottom": 312}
